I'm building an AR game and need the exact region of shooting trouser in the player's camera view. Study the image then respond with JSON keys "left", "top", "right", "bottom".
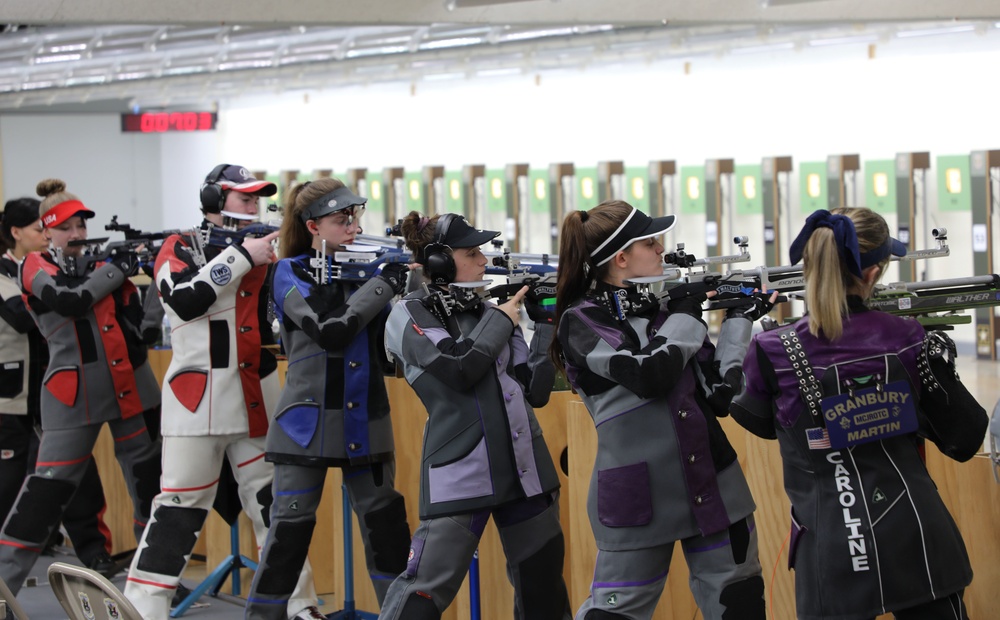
{"left": 0, "top": 414, "right": 34, "bottom": 527}
{"left": 574, "top": 516, "right": 764, "bottom": 620}
{"left": 246, "top": 461, "right": 410, "bottom": 620}
{"left": 1, "top": 413, "right": 121, "bottom": 567}
{"left": 0, "top": 413, "right": 160, "bottom": 594}
{"left": 378, "top": 492, "right": 571, "bottom": 620}
{"left": 124, "top": 434, "right": 317, "bottom": 620}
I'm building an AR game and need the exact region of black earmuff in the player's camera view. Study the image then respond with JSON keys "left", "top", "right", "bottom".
{"left": 423, "top": 213, "right": 457, "bottom": 285}
{"left": 199, "top": 163, "right": 231, "bottom": 214}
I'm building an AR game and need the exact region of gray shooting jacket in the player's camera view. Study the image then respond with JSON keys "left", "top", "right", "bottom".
{"left": 558, "top": 283, "right": 756, "bottom": 551}
{"left": 267, "top": 251, "right": 398, "bottom": 466}
{"left": 386, "top": 288, "right": 559, "bottom": 520}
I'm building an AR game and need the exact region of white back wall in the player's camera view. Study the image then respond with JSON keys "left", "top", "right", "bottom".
{"left": 0, "top": 114, "right": 217, "bottom": 234}
{"left": 220, "top": 36, "right": 1000, "bottom": 168}
{"left": 219, "top": 35, "right": 1000, "bottom": 350}
{"left": 3, "top": 33, "right": 999, "bottom": 347}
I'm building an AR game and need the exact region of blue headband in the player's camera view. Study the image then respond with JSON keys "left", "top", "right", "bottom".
{"left": 790, "top": 209, "right": 907, "bottom": 277}
{"left": 789, "top": 210, "right": 862, "bottom": 277}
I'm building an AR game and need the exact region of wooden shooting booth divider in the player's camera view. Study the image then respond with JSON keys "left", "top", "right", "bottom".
{"left": 92, "top": 350, "right": 1000, "bottom": 619}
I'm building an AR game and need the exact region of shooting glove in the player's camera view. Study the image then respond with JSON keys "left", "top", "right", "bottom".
{"left": 667, "top": 290, "right": 707, "bottom": 319}
{"left": 726, "top": 292, "right": 775, "bottom": 322}
{"left": 377, "top": 262, "right": 409, "bottom": 295}
{"left": 524, "top": 285, "right": 556, "bottom": 324}
{"left": 112, "top": 252, "right": 141, "bottom": 278}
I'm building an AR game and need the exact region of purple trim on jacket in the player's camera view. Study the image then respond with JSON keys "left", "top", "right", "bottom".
{"left": 496, "top": 332, "right": 544, "bottom": 497}
{"left": 747, "top": 312, "right": 923, "bottom": 429}
{"left": 666, "top": 367, "right": 729, "bottom": 535}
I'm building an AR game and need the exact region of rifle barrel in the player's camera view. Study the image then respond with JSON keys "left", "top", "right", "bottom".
{"left": 888, "top": 274, "right": 998, "bottom": 292}
{"left": 739, "top": 264, "right": 802, "bottom": 278}
{"left": 357, "top": 233, "right": 560, "bottom": 267}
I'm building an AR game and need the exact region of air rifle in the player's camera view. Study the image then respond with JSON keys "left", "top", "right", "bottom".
{"left": 47, "top": 215, "right": 186, "bottom": 276}
{"left": 836, "top": 227, "right": 968, "bottom": 329}
{"left": 665, "top": 236, "right": 760, "bottom": 308}
{"left": 108, "top": 213, "right": 284, "bottom": 270}
{"left": 637, "top": 236, "right": 783, "bottom": 314}
{"left": 54, "top": 236, "right": 156, "bottom": 278}
{"left": 314, "top": 234, "right": 412, "bottom": 284}
{"left": 484, "top": 240, "right": 558, "bottom": 303}
{"left": 360, "top": 231, "right": 560, "bottom": 300}
{"left": 104, "top": 216, "right": 208, "bottom": 269}
{"left": 105, "top": 215, "right": 176, "bottom": 244}
{"left": 867, "top": 273, "right": 1000, "bottom": 329}
{"left": 704, "top": 226, "right": 952, "bottom": 315}
{"left": 203, "top": 221, "right": 278, "bottom": 252}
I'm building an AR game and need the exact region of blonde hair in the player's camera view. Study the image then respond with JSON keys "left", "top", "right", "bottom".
{"left": 278, "top": 178, "right": 347, "bottom": 258}
{"left": 36, "top": 179, "right": 78, "bottom": 219}
{"left": 803, "top": 206, "right": 892, "bottom": 340}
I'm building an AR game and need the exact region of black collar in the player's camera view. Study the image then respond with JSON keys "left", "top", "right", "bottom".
{"left": 847, "top": 295, "right": 870, "bottom": 313}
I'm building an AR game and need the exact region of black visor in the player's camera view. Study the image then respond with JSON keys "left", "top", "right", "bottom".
{"left": 590, "top": 207, "right": 676, "bottom": 267}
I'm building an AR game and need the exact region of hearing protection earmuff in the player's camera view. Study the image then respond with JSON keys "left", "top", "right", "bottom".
{"left": 199, "top": 163, "right": 231, "bottom": 214}
{"left": 422, "top": 213, "right": 457, "bottom": 285}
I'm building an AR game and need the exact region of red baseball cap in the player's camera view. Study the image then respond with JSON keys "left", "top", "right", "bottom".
{"left": 41, "top": 200, "right": 95, "bottom": 228}
{"left": 216, "top": 165, "right": 277, "bottom": 196}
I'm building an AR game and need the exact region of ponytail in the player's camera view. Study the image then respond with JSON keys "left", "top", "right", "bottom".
{"left": 549, "top": 200, "right": 632, "bottom": 368}
{"left": 803, "top": 228, "right": 850, "bottom": 340}
{"left": 803, "top": 206, "right": 893, "bottom": 340}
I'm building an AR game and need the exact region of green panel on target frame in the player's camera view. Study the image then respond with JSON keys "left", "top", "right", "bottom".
{"left": 403, "top": 171, "right": 424, "bottom": 213}
{"left": 936, "top": 155, "right": 972, "bottom": 212}
{"left": 864, "top": 159, "right": 896, "bottom": 213}
{"left": 799, "top": 161, "right": 827, "bottom": 213}
{"left": 576, "top": 166, "right": 598, "bottom": 210}
{"left": 734, "top": 164, "right": 763, "bottom": 216}
{"left": 485, "top": 169, "right": 507, "bottom": 213}
{"left": 528, "top": 169, "right": 550, "bottom": 213}
{"left": 680, "top": 166, "right": 705, "bottom": 215}
{"left": 443, "top": 170, "right": 463, "bottom": 215}
{"left": 362, "top": 176, "right": 386, "bottom": 220}
{"left": 625, "top": 166, "right": 650, "bottom": 214}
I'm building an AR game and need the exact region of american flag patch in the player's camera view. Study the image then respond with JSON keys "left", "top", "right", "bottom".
{"left": 805, "top": 427, "right": 831, "bottom": 450}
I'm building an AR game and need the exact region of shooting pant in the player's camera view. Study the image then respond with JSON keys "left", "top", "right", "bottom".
{"left": 0, "top": 412, "right": 160, "bottom": 594}
{"left": 378, "top": 492, "right": 571, "bottom": 620}
{"left": 246, "top": 462, "right": 409, "bottom": 619}
{"left": 574, "top": 516, "right": 765, "bottom": 620}
{"left": 124, "top": 434, "right": 317, "bottom": 620}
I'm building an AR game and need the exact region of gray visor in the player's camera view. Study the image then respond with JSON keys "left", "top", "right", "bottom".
{"left": 300, "top": 186, "right": 368, "bottom": 223}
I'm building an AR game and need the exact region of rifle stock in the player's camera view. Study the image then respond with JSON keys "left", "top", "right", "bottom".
{"left": 308, "top": 237, "right": 413, "bottom": 284}
{"left": 485, "top": 241, "right": 558, "bottom": 302}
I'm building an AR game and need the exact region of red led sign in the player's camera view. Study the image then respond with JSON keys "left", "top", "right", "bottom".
{"left": 121, "top": 112, "right": 217, "bottom": 133}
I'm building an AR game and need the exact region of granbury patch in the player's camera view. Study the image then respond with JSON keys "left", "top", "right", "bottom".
{"left": 820, "top": 380, "right": 917, "bottom": 449}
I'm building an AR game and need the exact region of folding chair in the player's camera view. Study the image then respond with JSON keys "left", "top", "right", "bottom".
{"left": 0, "top": 573, "right": 29, "bottom": 620}
{"left": 47, "top": 561, "right": 142, "bottom": 620}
